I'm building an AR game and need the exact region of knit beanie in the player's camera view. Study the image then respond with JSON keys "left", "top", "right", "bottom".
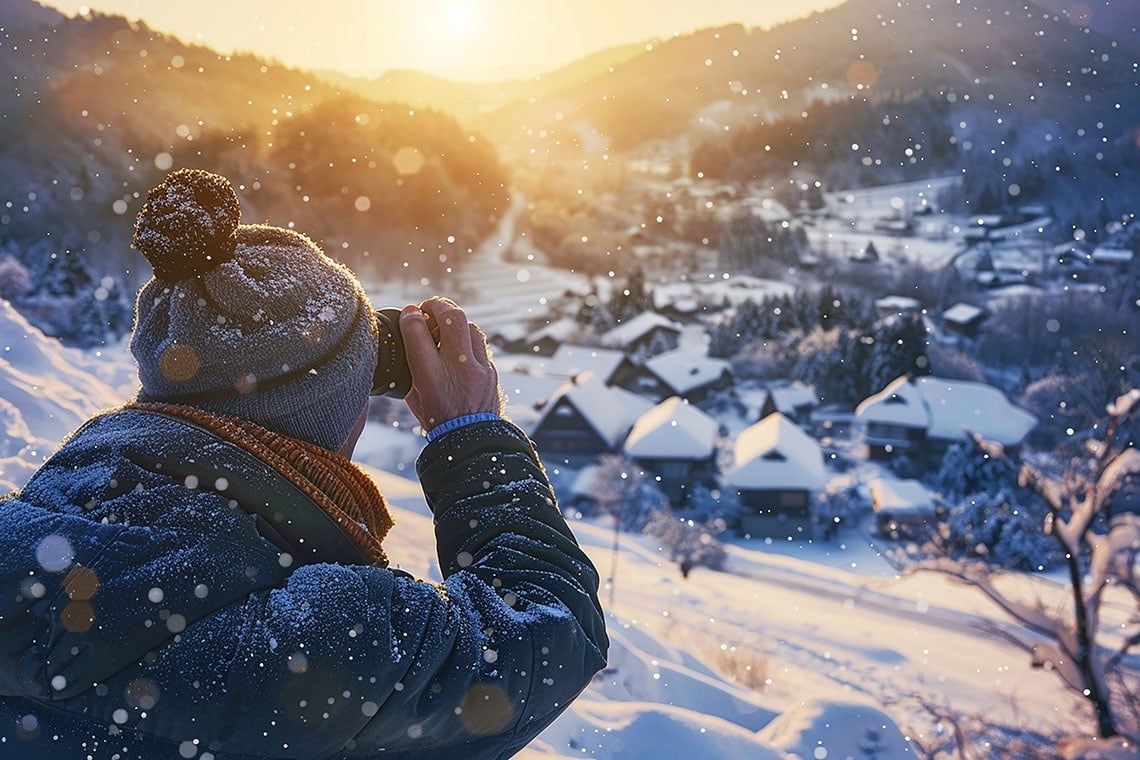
{"left": 129, "top": 168, "right": 378, "bottom": 451}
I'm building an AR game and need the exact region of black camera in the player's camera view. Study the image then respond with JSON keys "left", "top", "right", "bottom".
{"left": 370, "top": 307, "right": 440, "bottom": 398}
{"left": 371, "top": 308, "right": 413, "bottom": 398}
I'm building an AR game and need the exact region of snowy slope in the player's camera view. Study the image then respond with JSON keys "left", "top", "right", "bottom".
{"left": 0, "top": 299, "right": 134, "bottom": 489}
{"left": 2, "top": 295, "right": 1135, "bottom": 758}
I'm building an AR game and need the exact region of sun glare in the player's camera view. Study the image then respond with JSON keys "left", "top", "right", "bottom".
{"left": 444, "top": 3, "right": 478, "bottom": 36}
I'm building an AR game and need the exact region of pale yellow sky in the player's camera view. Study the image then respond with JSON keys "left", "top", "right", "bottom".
{"left": 40, "top": 0, "right": 845, "bottom": 80}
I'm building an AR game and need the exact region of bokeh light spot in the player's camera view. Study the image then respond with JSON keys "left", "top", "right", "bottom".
{"left": 63, "top": 566, "right": 99, "bottom": 600}
{"left": 36, "top": 535, "right": 74, "bottom": 572}
{"left": 845, "top": 60, "right": 877, "bottom": 89}
{"left": 159, "top": 343, "right": 200, "bottom": 382}
{"left": 459, "top": 683, "right": 513, "bottom": 735}
{"left": 60, "top": 600, "right": 95, "bottom": 632}
{"left": 393, "top": 146, "right": 425, "bottom": 175}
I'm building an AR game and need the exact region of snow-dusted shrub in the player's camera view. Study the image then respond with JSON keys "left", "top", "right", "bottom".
{"left": 928, "top": 442, "right": 1017, "bottom": 502}
{"left": 815, "top": 478, "right": 866, "bottom": 538}
{"left": 674, "top": 482, "right": 740, "bottom": 527}
{"left": 644, "top": 510, "right": 727, "bottom": 578}
{"left": 887, "top": 451, "right": 923, "bottom": 480}
{"left": 937, "top": 487, "right": 1060, "bottom": 571}
{"left": 585, "top": 455, "right": 670, "bottom": 532}
{"left": 926, "top": 343, "right": 985, "bottom": 382}
{"left": 0, "top": 256, "right": 31, "bottom": 301}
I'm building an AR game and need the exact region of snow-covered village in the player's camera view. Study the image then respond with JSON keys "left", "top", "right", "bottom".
{"left": 1, "top": 0, "right": 1138, "bottom": 758}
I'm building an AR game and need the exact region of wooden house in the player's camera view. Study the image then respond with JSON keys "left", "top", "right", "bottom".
{"left": 623, "top": 397, "right": 719, "bottom": 505}
{"left": 870, "top": 477, "right": 939, "bottom": 539}
{"left": 856, "top": 375, "right": 1036, "bottom": 466}
{"left": 533, "top": 344, "right": 638, "bottom": 387}
{"left": 524, "top": 317, "right": 579, "bottom": 357}
{"left": 1091, "top": 246, "right": 1134, "bottom": 274}
{"left": 757, "top": 383, "right": 817, "bottom": 425}
{"left": 600, "top": 311, "right": 682, "bottom": 358}
{"left": 940, "top": 302, "right": 988, "bottom": 339}
{"left": 724, "top": 413, "right": 826, "bottom": 540}
{"left": 527, "top": 373, "right": 652, "bottom": 468}
{"left": 874, "top": 295, "right": 922, "bottom": 320}
{"left": 634, "top": 350, "right": 733, "bottom": 403}
{"left": 849, "top": 240, "right": 880, "bottom": 264}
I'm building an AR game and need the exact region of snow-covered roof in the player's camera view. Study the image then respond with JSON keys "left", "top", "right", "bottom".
{"left": 643, "top": 350, "right": 731, "bottom": 395}
{"left": 941, "top": 302, "right": 986, "bottom": 325}
{"left": 869, "top": 478, "right": 935, "bottom": 515}
{"left": 855, "top": 377, "right": 928, "bottom": 428}
{"left": 984, "top": 284, "right": 1045, "bottom": 304}
{"left": 874, "top": 295, "right": 922, "bottom": 313}
{"left": 527, "top": 316, "right": 579, "bottom": 344}
{"left": 536, "top": 372, "right": 654, "bottom": 448}
{"left": 600, "top": 311, "right": 682, "bottom": 349}
{"left": 765, "top": 383, "right": 817, "bottom": 414}
{"left": 533, "top": 344, "right": 627, "bottom": 383}
{"left": 623, "top": 397, "right": 718, "bottom": 460}
{"left": 1091, "top": 246, "right": 1134, "bottom": 264}
{"left": 856, "top": 375, "right": 1036, "bottom": 446}
{"left": 652, "top": 284, "right": 697, "bottom": 310}
{"left": 486, "top": 322, "right": 529, "bottom": 343}
{"left": 741, "top": 197, "right": 792, "bottom": 223}
{"left": 1052, "top": 241, "right": 1088, "bottom": 254}
{"left": 725, "top": 413, "right": 826, "bottom": 491}
{"left": 653, "top": 291, "right": 701, "bottom": 315}
{"left": 498, "top": 371, "right": 566, "bottom": 430}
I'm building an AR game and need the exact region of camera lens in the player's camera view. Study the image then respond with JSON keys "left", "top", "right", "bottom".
{"left": 372, "top": 307, "right": 413, "bottom": 398}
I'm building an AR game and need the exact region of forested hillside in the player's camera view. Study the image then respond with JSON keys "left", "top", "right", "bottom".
{"left": 0, "top": 2, "right": 508, "bottom": 342}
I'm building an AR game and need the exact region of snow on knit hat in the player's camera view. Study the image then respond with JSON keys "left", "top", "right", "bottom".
{"left": 129, "top": 168, "right": 378, "bottom": 451}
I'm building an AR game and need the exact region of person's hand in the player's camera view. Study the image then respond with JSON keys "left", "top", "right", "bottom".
{"left": 399, "top": 297, "right": 504, "bottom": 432}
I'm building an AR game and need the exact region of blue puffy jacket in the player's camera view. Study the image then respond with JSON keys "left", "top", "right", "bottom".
{"left": 0, "top": 409, "right": 607, "bottom": 758}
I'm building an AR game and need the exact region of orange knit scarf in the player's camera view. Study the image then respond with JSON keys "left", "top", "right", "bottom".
{"left": 130, "top": 402, "right": 393, "bottom": 566}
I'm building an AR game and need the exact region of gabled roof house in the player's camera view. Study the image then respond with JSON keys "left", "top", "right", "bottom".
{"left": 628, "top": 350, "right": 733, "bottom": 403}
{"left": 724, "top": 413, "right": 827, "bottom": 539}
{"left": 527, "top": 372, "right": 653, "bottom": 467}
{"left": 533, "top": 344, "right": 637, "bottom": 386}
{"left": 856, "top": 375, "right": 1036, "bottom": 463}
{"left": 623, "top": 397, "right": 719, "bottom": 504}
{"left": 600, "top": 311, "right": 682, "bottom": 358}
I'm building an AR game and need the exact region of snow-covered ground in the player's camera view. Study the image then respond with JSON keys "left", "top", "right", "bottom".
{"left": 2, "top": 286, "right": 1135, "bottom": 757}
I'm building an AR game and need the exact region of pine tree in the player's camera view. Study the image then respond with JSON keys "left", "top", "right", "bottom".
{"left": 38, "top": 249, "right": 93, "bottom": 298}
{"left": 606, "top": 266, "right": 654, "bottom": 325}
{"left": 867, "top": 314, "right": 930, "bottom": 395}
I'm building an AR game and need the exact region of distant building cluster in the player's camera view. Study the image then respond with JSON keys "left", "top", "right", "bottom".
{"left": 490, "top": 305, "right": 1037, "bottom": 542}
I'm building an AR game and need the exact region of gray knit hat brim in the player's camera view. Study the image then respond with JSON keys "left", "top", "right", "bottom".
{"left": 131, "top": 221, "right": 378, "bottom": 451}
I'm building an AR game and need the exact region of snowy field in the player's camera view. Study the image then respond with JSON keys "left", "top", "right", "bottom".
{"left": 2, "top": 294, "right": 1135, "bottom": 758}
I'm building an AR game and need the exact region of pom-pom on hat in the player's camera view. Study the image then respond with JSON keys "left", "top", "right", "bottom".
{"left": 130, "top": 168, "right": 378, "bottom": 451}
{"left": 133, "top": 168, "right": 240, "bottom": 280}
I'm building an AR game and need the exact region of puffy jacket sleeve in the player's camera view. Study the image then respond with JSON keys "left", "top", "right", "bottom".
{"left": 125, "top": 419, "right": 607, "bottom": 759}
{"left": 414, "top": 419, "right": 610, "bottom": 749}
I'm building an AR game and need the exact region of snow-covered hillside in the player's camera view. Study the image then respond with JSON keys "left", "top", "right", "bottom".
{"left": 0, "top": 299, "right": 135, "bottom": 490}
{"left": 0, "top": 299, "right": 1134, "bottom": 758}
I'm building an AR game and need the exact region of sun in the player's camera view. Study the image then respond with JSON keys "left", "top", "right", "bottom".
{"left": 376, "top": 1, "right": 502, "bottom": 78}
{"left": 443, "top": 3, "right": 479, "bottom": 36}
